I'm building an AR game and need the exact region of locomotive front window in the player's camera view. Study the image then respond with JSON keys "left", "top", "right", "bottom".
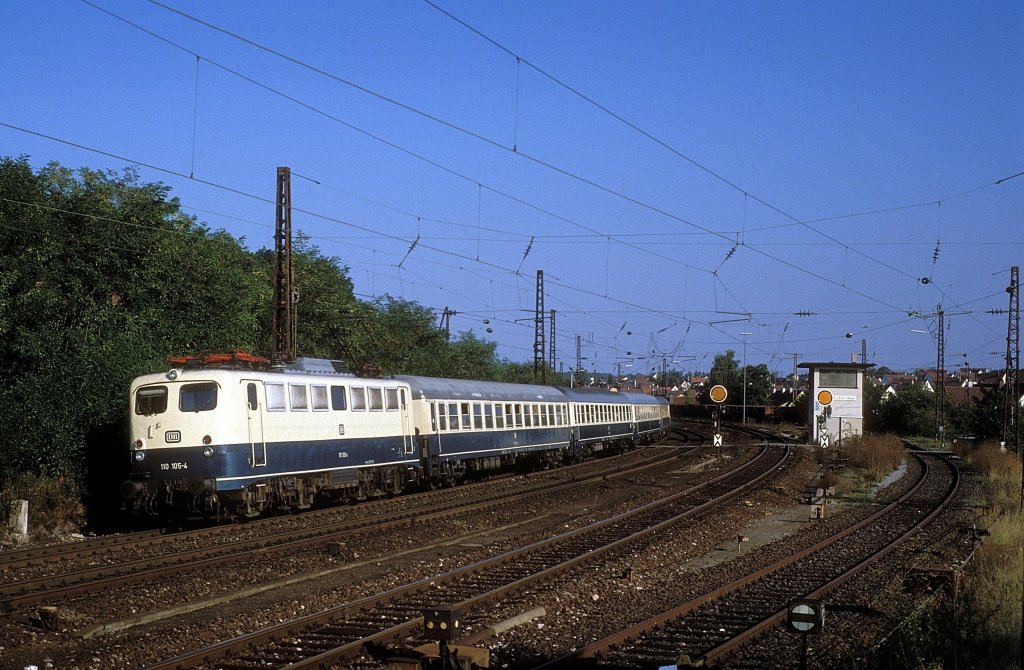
{"left": 180, "top": 383, "right": 218, "bottom": 413}
{"left": 135, "top": 386, "right": 168, "bottom": 415}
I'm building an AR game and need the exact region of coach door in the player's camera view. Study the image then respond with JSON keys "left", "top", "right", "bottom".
{"left": 243, "top": 380, "right": 268, "bottom": 467}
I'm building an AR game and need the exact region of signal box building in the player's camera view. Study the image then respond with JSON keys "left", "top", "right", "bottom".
{"left": 798, "top": 361, "right": 873, "bottom": 446}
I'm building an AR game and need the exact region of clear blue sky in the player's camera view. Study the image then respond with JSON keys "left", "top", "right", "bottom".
{"left": 3, "top": 1, "right": 1022, "bottom": 377}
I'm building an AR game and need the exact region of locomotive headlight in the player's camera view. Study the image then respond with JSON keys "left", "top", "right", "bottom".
{"left": 202, "top": 446, "right": 214, "bottom": 458}
{"left": 133, "top": 450, "right": 146, "bottom": 462}
{"left": 133, "top": 439, "right": 145, "bottom": 450}
{"left": 166, "top": 369, "right": 180, "bottom": 381}
{"left": 202, "top": 435, "right": 212, "bottom": 446}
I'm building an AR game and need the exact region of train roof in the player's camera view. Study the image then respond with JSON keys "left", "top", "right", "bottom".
{"left": 556, "top": 387, "right": 639, "bottom": 404}
{"left": 619, "top": 391, "right": 669, "bottom": 406}
{"left": 395, "top": 376, "right": 565, "bottom": 403}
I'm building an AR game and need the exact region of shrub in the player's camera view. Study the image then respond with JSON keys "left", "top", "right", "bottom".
{"left": 0, "top": 469, "right": 86, "bottom": 539}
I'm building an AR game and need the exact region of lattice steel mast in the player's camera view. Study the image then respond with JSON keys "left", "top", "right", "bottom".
{"left": 1004, "top": 266, "right": 1020, "bottom": 455}
{"left": 533, "top": 270, "right": 545, "bottom": 384}
{"left": 271, "top": 167, "right": 296, "bottom": 363}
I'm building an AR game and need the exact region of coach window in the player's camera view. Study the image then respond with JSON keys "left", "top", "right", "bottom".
{"left": 524, "top": 405, "right": 533, "bottom": 427}
{"left": 446, "top": 403, "right": 458, "bottom": 430}
{"left": 330, "top": 385, "right": 347, "bottom": 410}
{"left": 505, "top": 404, "right": 514, "bottom": 427}
{"left": 135, "top": 386, "right": 168, "bottom": 415}
{"left": 311, "top": 385, "right": 329, "bottom": 411}
{"left": 484, "top": 404, "right": 494, "bottom": 429}
{"left": 513, "top": 404, "right": 522, "bottom": 427}
{"left": 494, "top": 404, "right": 503, "bottom": 429}
{"left": 540, "top": 405, "right": 548, "bottom": 426}
{"left": 471, "top": 403, "right": 482, "bottom": 429}
{"left": 460, "top": 403, "right": 472, "bottom": 429}
{"left": 437, "top": 403, "right": 447, "bottom": 431}
{"left": 385, "top": 388, "right": 400, "bottom": 411}
{"left": 351, "top": 387, "right": 367, "bottom": 411}
{"left": 368, "top": 387, "right": 384, "bottom": 411}
{"left": 181, "top": 382, "right": 218, "bottom": 413}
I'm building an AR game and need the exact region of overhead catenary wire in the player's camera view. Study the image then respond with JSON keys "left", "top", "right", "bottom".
{"left": 130, "top": 0, "right": 927, "bottom": 311}
{"left": 14, "top": 5, "right": 1015, "bottom": 370}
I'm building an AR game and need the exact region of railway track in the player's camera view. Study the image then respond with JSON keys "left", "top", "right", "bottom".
{"left": 0, "top": 441, "right": 692, "bottom": 614}
{"left": 544, "top": 448, "right": 959, "bottom": 669}
{"left": 137, "top": 440, "right": 791, "bottom": 669}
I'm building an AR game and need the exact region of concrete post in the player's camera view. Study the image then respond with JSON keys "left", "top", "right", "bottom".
{"left": 9, "top": 499, "right": 28, "bottom": 538}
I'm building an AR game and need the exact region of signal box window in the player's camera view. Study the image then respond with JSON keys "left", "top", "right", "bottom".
{"left": 180, "top": 383, "right": 218, "bottom": 413}
{"left": 135, "top": 386, "right": 168, "bottom": 415}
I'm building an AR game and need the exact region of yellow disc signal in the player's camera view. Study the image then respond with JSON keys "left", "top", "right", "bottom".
{"left": 817, "top": 389, "right": 833, "bottom": 406}
{"left": 709, "top": 384, "right": 728, "bottom": 403}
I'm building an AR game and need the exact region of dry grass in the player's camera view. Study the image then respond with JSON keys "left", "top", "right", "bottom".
{"left": 833, "top": 433, "right": 907, "bottom": 497}
{"left": 846, "top": 433, "right": 905, "bottom": 479}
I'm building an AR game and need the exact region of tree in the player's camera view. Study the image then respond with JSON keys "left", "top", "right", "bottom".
{"left": 708, "top": 350, "right": 740, "bottom": 393}
{"left": 875, "top": 385, "right": 935, "bottom": 437}
{"left": 0, "top": 157, "right": 261, "bottom": 479}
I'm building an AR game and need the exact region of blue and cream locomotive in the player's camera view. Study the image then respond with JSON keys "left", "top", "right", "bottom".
{"left": 122, "top": 354, "right": 670, "bottom": 517}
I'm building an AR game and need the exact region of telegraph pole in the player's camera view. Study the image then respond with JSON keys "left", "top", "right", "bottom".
{"left": 271, "top": 167, "right": 296, "bottom": 363}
